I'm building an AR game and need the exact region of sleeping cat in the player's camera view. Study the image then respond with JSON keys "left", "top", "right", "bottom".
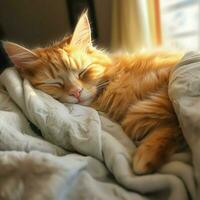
{"left": 3, "top": 13, "right": 185, "bottom": 175}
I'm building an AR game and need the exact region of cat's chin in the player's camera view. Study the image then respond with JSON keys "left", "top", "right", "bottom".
{"left": 79, "top": 98, "right": 93, "bottom": 106}
{"left": 60, "top": 96, "right": 95, "bottom": 106}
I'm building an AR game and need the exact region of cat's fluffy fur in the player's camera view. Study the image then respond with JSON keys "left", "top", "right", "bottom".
{"left": 3, "top": 13, "right": 184, "bottom": 174}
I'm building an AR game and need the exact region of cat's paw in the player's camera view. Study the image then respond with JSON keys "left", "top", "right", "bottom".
{"left": 133, "top": 145, "right": 160, "bottom": 175}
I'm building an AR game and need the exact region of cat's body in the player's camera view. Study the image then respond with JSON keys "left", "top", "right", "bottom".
{"left": 3, "top": 13, "right": 185, "bottom": 174}
{"left": 93, "top": 53, "right": 183, "bottom": 174}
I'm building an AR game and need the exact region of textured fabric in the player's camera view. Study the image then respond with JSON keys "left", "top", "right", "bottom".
{"left": 0, "top": 67, "right": 196, "bottom": 200}
{"left": 169, "top": 52, "right": 200, "bottom": 200}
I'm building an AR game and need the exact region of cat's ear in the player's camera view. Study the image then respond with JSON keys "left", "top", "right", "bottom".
{"left": 70, "top": 12, "right": 92, "bottom": 50}
{"left": 3, "top": 41, "right": 39, "bottom": 68}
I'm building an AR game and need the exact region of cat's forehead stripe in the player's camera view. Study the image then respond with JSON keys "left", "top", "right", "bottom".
{"left": 48, "top": 64, "right": 57, "bottom": 78}
{"left": 43, "top": 47, "right": 89, "bottom": 73}
{"left": 41, "top": 78, "right": 64, "bottom": 84}
{"left": 68, "top": 56, "right": 79, "bottom": 70}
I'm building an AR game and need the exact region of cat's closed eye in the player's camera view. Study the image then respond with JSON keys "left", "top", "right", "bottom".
{"left": 79, "top": 68, "right": 88, "bottom": 79}
{"left": 78, "top": 63, "right": 99, "bottom": 81}
{"left": 78, "top": 64, "right": 93, "bottom": 79}
{"left": 38, "top": 79, "right": 64, "bottom": 88}
{"left": 48, "top": 83, "right": 64, "bottom": 88}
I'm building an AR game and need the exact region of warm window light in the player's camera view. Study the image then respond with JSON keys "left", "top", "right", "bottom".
{"left": 160, "top": 0, "right": 200, "bottom": 50}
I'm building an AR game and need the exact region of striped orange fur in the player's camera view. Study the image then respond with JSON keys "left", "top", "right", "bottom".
{"left": 3, "top": 13, "right": 185, "bottom": 174}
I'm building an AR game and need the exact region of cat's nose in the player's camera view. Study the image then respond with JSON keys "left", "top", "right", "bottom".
{"left": 69, "top": 88, "right": 82, "bottom": 98}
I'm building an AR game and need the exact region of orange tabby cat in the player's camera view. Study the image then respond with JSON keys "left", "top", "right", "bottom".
{"left": 3, "top": 13, "right": 184, "bottom": 174}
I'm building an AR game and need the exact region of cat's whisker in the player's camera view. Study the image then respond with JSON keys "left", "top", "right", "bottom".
{"left": 97, "top": 81, "right": 110, "bottom": 88}
{"left": 99, "top": 82, "right": 109, "bottom": 86}
{"left": 97, "top": 85, "right": 108, "bottom": 89}
{"left": 97, "top": 86, "right": 106, "bottom": 90}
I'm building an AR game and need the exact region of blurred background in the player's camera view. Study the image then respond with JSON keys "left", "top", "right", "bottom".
{"left": 0, "top": 0, "right": 200, "bottom": 69}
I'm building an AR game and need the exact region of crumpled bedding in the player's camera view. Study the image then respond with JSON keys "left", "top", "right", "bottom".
{"left": 0, "top": 52, "right": 198, "bottom": 200}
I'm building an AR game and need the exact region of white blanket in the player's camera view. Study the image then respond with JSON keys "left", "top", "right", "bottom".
{"left": 0, "top": 66, "right": 195, "bottom": 200}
